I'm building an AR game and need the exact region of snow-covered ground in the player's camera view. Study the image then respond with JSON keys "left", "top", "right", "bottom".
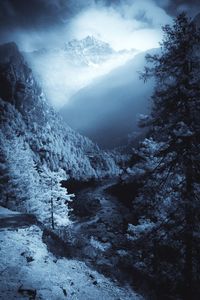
{"left": 0, "top": 206, "right": 20, "bottom": 215}
{"left": 0, "top": 225, "right": 143, "bottom": 300}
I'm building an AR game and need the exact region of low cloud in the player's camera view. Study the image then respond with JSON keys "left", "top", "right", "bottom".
{"left": 69, "top": 0, "right": 171, "bottom": 51}
{"left": 1, "top": 0, "right": 199, "bottom": 51}
{"left": 1, "top": 0, "right": 199, "bottom": 109}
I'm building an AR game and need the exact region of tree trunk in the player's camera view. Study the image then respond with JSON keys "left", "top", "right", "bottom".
{"left": 50, "top": 179, "right": 54, "bottom": 230}
{"left": 51, "top": 196, "right": 54, "bottom": 230}
{"left": 153, "top": 238, "right": 159, "bottom": 298}
{"left": 183, "top": 165, "right": 194, "bottom": 300}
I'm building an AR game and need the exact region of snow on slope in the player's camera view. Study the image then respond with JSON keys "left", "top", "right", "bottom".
{"left": 63, "top": 36, "right": 137, "bottom": 67}
{"left": 0, "top": 225, "right": 143, "bottom": 300}
{"left": 64, "top": 35, "right": 114, "bottom": 66}
{"left": 0, "top": 206, "right": 19, "bottom": 215}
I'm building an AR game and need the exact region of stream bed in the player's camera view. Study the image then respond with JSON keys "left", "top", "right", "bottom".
{"left": 62, "top": 179, "right": 134, "bottom": 284}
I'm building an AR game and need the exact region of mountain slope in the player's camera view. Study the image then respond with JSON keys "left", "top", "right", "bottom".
{"left": 61, "top": 50, "right": 156, "bottom": 148}
{"left": 0, "top": 42, "right": 120, "bottom": 214}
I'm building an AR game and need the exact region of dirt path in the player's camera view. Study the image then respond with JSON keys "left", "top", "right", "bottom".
{"left": 0, "top": 210, "right": 38, "bottom": 230}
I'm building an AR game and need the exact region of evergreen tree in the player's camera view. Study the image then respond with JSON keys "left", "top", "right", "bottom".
{"left": 129, "top": 13, "right": 200, "bottom": 299}
{"left": 0, "top": 131, "right": 73, "bottom": 227}
{"left": 0, "top": 139, "right": 10, "bottom": 207}
{"left": 1, "top": 135, "right": 40, "bottom": 212}
{"left": 37, "top": 165, "right": 74, "bottom": 228}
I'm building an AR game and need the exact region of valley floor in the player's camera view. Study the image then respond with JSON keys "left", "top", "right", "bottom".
{"left": 65, "top": 178, "right": 133, "bottom": 281}
{"left": 0, "top": 207, "right": 142, "bottom": 300}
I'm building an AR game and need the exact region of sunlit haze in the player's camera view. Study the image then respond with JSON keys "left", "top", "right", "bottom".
{"left": 17, "top": 0, "right": 171, "bottom": 108}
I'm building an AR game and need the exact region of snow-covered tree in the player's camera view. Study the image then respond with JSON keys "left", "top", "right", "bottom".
{"left": 0, "top": 130, "right": 74, "bottom": 228}
{"left": 1, "top": 135, "right": 40, "bottom": 212}
{"left": 37, "top": 165, "right": 74, "bottom": 228}
{"left": 0, "top": 140, "right": 10, "bottom": 207}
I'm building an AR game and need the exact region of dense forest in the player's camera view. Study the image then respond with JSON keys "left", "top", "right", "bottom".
{"left": 124, "top": 13, "right": 200, "bottom": 299}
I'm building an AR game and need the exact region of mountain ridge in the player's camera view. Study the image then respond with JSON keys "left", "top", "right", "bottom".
{"left": 61, "top": 49, "right": 157, "bottom": 148}
{"left": 24, "top": 36, "right": 138, "bottom": 107}
{"left": 30, "top": 35, "right": 137, "bottom": 67}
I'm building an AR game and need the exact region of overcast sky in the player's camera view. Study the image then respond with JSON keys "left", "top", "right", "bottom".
{"left": 0, "top": 0, "right": 200, "bottom": 51}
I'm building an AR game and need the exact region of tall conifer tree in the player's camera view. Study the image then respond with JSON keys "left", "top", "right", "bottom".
{"left": 138, "top": 13, "right": 200, "bottom": 298}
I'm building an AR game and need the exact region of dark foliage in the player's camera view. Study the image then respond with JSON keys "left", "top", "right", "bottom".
{"left": 126, "top": 13, "right": 200, "bottom": 300}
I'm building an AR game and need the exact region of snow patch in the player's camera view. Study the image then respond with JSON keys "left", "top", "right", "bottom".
{"left": 90, "top": 236, "right": 111, "bottom": 252}
{"left": 0, "top": 226, "right": 142, "bottom": 300}
{"left": 0, "top": 206, "right": 20, "bottom": 215}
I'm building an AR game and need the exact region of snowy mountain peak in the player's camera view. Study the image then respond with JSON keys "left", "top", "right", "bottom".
{"left": 25, "top": 37, "right": 139, "bottom": 107}
{"left": 64, "top": 36, "right": 114, "bottom": 66}
{"left": 65, "top": 35, "right": 113, "bottom": 54}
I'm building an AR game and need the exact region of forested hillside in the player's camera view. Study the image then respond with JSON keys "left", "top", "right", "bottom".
{"left": 0, "top": 42, "right": 120, "bottom": 224}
